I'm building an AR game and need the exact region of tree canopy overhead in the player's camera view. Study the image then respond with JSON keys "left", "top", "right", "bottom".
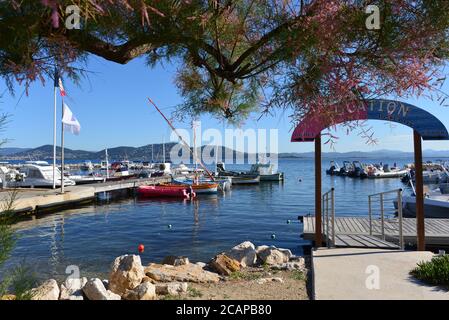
{"left": 1, "top": 0, "right": 448, "bottom": 125}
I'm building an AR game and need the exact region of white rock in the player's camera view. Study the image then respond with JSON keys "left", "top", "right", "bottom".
{"left": 226, "top": 241, "right": 257, "bottom": 267}
{"left": 155, "top": 282, "right": 188, "bottom": 295}
{"left": 59, "top": 277, "right": 87, "bottom": 300}
{"left": 83, "top": 278, "right": 121, "bottom": 300}
{"left": 109, "top": 254, "right": 145, "bottom": 296}
{"left": 30, "top": 279, "right": 60, "bottom": 300}
{"left": 145, "top": 263, "right": 221, "bottom": 283}
{"left": 256, "top": 246, "right": 292, "bottom": 265}
{"left": 256, "top": 277, "right": 284, "bottom": 284}
{"left": 195, "top": 262, "right": 207, "bottom": 268}
{"left": 162, "top": 256, "right": 190, "bottom": 266}
{"left": 123, "top": 282, "right": 156, "bottom": 300}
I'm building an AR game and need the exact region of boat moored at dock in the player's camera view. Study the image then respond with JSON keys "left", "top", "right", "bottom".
{"left": 15, "top": 162, "right": 75, "bottom": 188}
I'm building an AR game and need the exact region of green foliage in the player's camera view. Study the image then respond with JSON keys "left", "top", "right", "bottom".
{"left": 410, "top": 255, "right": 449, "bottom": 289}
{"left": 0, "top": 189, "right": 36, "bottom": 299}
{"left": 1, "top": 1, "right": 449, "bottom": 123}
{"left": 290, "top": 270, "right": 305, "bottom": 281}
{"left": 229, "top": 271, "right": 262, "bottom": 281}
{"left": 187, "top": 287, "right": 203, "bottom": 298}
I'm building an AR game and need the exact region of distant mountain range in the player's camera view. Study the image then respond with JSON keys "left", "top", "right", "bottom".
{"left": 0, "top": 144, "right": 246, "bottom": 162}
{"left": 0, "top": 145, "right": 447, "bottom": 161}
{"left": 278, "top": 149, "right": 449, "bottom": 159}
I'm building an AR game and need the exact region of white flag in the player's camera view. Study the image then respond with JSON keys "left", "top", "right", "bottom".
{"left": 62, "top": 103, "right": 81, "bottom": 135}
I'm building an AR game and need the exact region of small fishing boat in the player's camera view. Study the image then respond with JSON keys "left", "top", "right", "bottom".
{"left": 326, "top": 161, "right": 340, "bottom": 176}
{"left": 175, "top": 177, "right": 232, "bottom": 191}
{"left": 168, "top": 180, "right": 219, "bottom": 194}
{"left": 229, "top": 175, "right": 260, "bottom": 185}
{"left": 136, "top": 185, "right": 195, "bottom": 199}
{"left": 216, "top": 163, "right": 260, "bottom": 184}
{"left": 249, "top": 163, "right": 284, "bottom": 181}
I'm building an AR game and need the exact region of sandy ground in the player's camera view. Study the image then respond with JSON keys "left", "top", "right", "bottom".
{"left": 163, "top": 266, "right": 310, "bottom": 300}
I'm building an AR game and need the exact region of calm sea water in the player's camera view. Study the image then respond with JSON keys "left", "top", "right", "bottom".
{"left": 1, "top": 157, "right": 443, "bottom": 281}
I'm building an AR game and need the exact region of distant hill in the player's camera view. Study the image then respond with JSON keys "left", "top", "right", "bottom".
{"left": 0, "top": 143, "right": 248, "bottom": 162}
{"left": 2, "top": 144, "right": 448, "bottom": 161}
{"left": 279, "top": 149, "right": 449, "bottom": 159}
{"left": 0, "top": 147, "right": 30, "bottom": 156}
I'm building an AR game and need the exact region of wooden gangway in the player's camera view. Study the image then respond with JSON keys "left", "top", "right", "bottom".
{"left": 302, "top": 216, "right": 449, "bottom": 248}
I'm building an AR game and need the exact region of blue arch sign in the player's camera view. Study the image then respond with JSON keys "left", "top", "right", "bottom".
{"left": 291, "top": 99, "right": 449, "bottom": 142}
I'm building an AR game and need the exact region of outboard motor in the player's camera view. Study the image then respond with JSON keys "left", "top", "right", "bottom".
{"left": 217, "top": 162, "right": 226, "bottom": 172}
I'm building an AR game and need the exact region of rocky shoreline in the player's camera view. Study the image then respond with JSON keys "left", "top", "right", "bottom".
{"left": 3, "top": 241, "right": 307, "bottom": 300}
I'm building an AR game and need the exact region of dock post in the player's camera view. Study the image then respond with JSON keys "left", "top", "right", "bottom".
{"left": 368, "top": 195, "right": 372, "bottom": 235}
{"left": 413, "top": 131, "right": 425, "bottom": 251}
{"left": 380, "top": 193, "right": 385, "bottom": 240}
{"left": 315, "top": 134, "right": 322, "bottom": 247}
{"left": 331, "top": 188, "right": 335, "bottom": 247}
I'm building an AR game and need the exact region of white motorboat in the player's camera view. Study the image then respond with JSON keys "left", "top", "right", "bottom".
{"left": 15, "top": 162, "right": 75, "bottom": 188}
{"left": 367, "top": 164, "right": 409, "bottom": 179}
{"left": 69, "top": 173, "right": 105, "bottom": 185}
{"left": 395, "top": 186, "right": 449, "bottom": 218}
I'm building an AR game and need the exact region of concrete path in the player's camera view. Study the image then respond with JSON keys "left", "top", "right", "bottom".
{"left": 313, "top": 248, "right": 449, "bottom": 300}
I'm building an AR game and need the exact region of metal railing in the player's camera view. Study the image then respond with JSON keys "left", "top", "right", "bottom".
{"left": 322, "top": 188, "right": 335, "bottom": 248}
{"left": 368, "top": 189, "right": 404, "bottom": 250}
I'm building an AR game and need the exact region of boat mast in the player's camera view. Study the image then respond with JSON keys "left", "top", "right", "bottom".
{"left": 147, "top": 97, "right": 219, "bottom": 185}
{"left": 163, "top": 137, "right": 166, "bottom": 163}
{"left": 105, "top": 148, "right": 109, "bottom": 179}
{"left": 215, "top": 144, "right": 218, "bottom": 176}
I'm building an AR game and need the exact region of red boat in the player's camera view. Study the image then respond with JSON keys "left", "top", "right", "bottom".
{"left": 136, "top": 185, "right": 195, "bottom": 199}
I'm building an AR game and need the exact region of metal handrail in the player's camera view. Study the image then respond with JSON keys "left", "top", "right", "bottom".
{"left": 368, "top": 189, "right": 404, "bottom": 250}
{"left": 322, "top": 188, "right": 335, "bottom": 248}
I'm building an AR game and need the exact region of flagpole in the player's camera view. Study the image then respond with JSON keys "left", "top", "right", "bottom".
{"left": 61, "top": 97, "right": 65, "bottom": 194}
{"left": 53, "top": 85, "right": 57, "bottom": 189}
{"left": 105, "top": 149, "right": 109, "bottom": 179}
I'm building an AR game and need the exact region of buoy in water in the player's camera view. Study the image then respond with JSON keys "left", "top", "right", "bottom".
{"left": 287, "top": 220, "right": 291, "bottom": 224}
{"left": 138, "top": 244, "right": 145, "bottom": 253}
{"left": 167, "top": 224, "right": 172, "bottom": 229}
{"left": 271, "top": 234, "right": 276, "bottom": 239}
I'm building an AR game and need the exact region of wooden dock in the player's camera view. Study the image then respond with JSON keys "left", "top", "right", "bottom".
{"left": 302, "top": 216, "right": 449, "bottom": 248}
{"left": 0, "top": 176, "right": 173, "bottom": 214}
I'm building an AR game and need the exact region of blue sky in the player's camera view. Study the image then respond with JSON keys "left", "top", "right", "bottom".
{"left": 1, "top": 56, "right": 449, "bottom": 153}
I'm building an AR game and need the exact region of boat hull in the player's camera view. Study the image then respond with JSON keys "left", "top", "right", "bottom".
{"left": 394, "top": 196, "right": 449, "bottom": 218}
{"left": 169, "top": 182, "right": 219, "bottom": 194}
{"left": 229, "top": 176, "right": 260, "bottom": 185}
{"left": 137, "top": 185, "right": 193, "bottom": 199}
{"left": 259, "top": 173, "right": 284, "bottom": 181}
{"left": 368, "top": 170, "right": 409, "bottom": 179}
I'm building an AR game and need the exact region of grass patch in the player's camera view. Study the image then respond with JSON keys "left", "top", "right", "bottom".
{"left": 187, "top": 287, "right": 203, "bottom": 298}
{"left": 290, "top": 270, "right": 305, "bottom": 281}
{"left": 410, "top": 255, "right": 449, "bottom": 289}
{"left": 229, "top": 271, "right": 262, "bottom": 281}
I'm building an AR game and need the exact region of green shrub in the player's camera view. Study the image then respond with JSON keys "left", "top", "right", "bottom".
{"left": 410, "top": 255, "right": 449, "bottom": 289}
